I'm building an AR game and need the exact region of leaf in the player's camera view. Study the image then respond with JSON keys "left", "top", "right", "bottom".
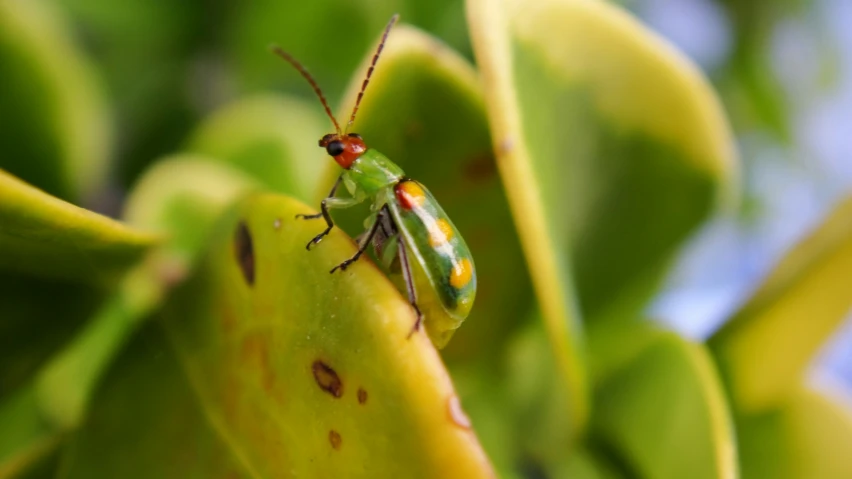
{"left": 53, "top": 0, "right": 206, "bottom": 186}
{"left": 185, "top": 94, "right": 327, "bottom": 203}
{"left": 0, "top": 169, "right": 155, "bottom": 471}
{"left": 222, "top": 1, "right": 473, "bottom": 104}
{"left": 466, "top": 0, "right": 738, "bottom": 436}
{"left": 123, "top": 156, "right": 261, "bottom": 270}
{"left": 159, "top": 193, "right": 495, "bottom": 478}
{"left": 35, "top": 158, "right": 258, "bottom": 429}
{"left": 0, "top": 0, "right": 111, "bottom": 202}
{"left": 59, "top": 322, "right": 248, "bottom": 478}
{"left": 0, "top": 275, "right": 100, "bottom": 400}
{"left": 592, "top": 328, "right": 737, "bottom": 479}
{"left": 0, "top": 267, "right": 162, "bottom": 478}
{"left": 1, "top": 158, "right": 260, "bottom": 477}
{"left": 503, "top": 315, "right": 580, "bottom": 472}
{"left": 0, "top": 385, "right": 60, "bottom": 479}
{"left": 710, "top": 195, "right": 852, "bottom": 412}
{"left": 736, "top": 385, "right": 852, "bottom": 479}
{"left": 0, "top": 171, "right": 156, "bottom": 285}
{"left": 224, "top": 1, "right": 399, "bottom": 102}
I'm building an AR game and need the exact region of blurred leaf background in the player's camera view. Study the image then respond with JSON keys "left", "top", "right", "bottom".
{"left": 1, "top": 0, "right": 852, "bottom": 477}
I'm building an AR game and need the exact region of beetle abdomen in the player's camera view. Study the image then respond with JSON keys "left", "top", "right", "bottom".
{"left": 389, "top": 179, "right": 476, "bottom": 320}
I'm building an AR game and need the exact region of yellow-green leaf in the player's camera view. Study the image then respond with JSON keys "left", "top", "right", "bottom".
{"left": 710, "top": 195, "right": 852, "bottom": 412}
{"left": 0, "top": 0, "right": 111, "bottom": 202}
{"left": 593, "top": 329, "right": 737, "bottom": 479}
{"left": 160, "top": 193, "right": 495, "bottom": 478}
{"left": 0, "top": 171, "right": 156, "bottom": 285}
{"left": 737, "top": 384, "right": 852, "bottom": 479}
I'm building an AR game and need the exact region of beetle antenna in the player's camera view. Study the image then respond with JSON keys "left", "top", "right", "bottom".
{"left": 270, "top": 45, "right": 341, "bottom": 135}
{"left": 345, "top": 14, "right": 399, "bottom": 133}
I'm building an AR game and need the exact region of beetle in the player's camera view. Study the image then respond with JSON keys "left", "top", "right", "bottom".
{"left": 271, "top": 14, "right": 476, "bottom": 339}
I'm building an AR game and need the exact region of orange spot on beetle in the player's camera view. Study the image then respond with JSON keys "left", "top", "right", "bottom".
{"left": 395, "top": 181, "right": 427, "bottom": 210}
{"left": 312, "top": 360, "right": 343, "bottom": 398}
{"left": 428, "top": 218, "right": 454, "bottom": 247}
{"left": 449, "top": 258, "right": 473, "bottom": 289}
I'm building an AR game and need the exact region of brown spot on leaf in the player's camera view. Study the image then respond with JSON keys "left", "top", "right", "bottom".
{"left": 329, "top": 430, "right": 342, "bottom": 450}
{"left": 463, "top": 153, "right": 497, "bottom": 183}
{"left": 220, "top": 304, "right": 237, "bottom": 332}
{"left": 357, "top": 388, "right": 368, "bottom": 404}
{"left": 234, "top": 221, "right": 255, "bottom": 286}
{"left": 312, "top": 360, "right": 343, "bottom": 397}
{"left": 447, "top": 394, "right": 471, "bottom": 429}
{"left": 241, "top": 333, "right": 277, "bottom": 398}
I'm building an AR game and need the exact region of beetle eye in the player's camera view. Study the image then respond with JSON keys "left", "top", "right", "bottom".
{"left": 326, "top": 140, "right": 345, "bottom": 157}
{"left": 347, "top": 133, "right": 362, "bottom": 140}
{"left": 318, "top": 133, "right": 336, "bottom": 147}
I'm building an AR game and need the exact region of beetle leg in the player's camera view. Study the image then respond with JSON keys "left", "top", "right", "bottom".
{"left": 302, "top": 197, "right": 362, "bottom": 250}
{"left": 398, "top": 238, "right": 423, "bottom": 337}
{"left": 296, "top": 175, "right": 343, "bottom": 221}
{"left": 330, "top": 205, "right": 388, "bottom": 273}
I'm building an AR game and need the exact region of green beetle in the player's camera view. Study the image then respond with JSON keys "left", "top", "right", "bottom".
{"left": 272, "top": 15, "right": 476, "bottom": 344}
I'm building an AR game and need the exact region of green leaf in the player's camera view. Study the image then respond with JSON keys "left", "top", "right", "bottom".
{"left": 592, "top": 328, "right": 737, "bottom": 479}
{"left": 1, "top": 266, "right": 162, "bottom": 477}
{"left": 0, "top": 275, "right": 100, "bottom": 400}
{"left": 59, "top": 322, "right": 247, "bottom": 478}
{"left": 123, "top": 156, "right": 261, "bottom": 271}
{"left": 1, "top": 158, "right": 260, "bottom": 477}
{"left": 158, "top": 193, "right": 495, "bottom": 477}
{"left": 466, "top": 0, "right": 738, "bottom": 323}
{"left": 0, "top": 169, "right": 153, "bottom": 451}
{"left": 224, "top": 1, "right": 398, "bottom": 102}
{"left": 222, "top": 2, "right": 473, "bottom": 104}
{"left": 737, "top": 385, "right": 852, "bottom": 479}
{"left": 710, "top": 195, "right": 852, "bottom": 412}
{"left": 0, "top": 1, "right": 111, "bottom": 202}
{"left": 54, "top": 0, "right": 207, "bottom": 186}
{"left": 185, "top": 94, "right": 327, "bottom": 203}
{"left": 504, "top": 315, "right": 579, "bottom": 472}
{"left": 0, "top": 171, "right": 156, "bottom": 285}
{"left": 0, "top": 385, "right": 60, "bottom": 479}
{"left": 466, "top": 0, "right": 738, "bottom": 436}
